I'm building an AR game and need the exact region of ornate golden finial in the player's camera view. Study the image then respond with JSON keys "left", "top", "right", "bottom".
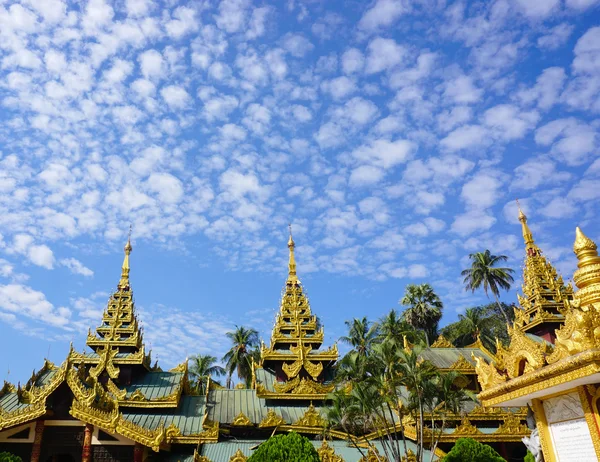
{"left": 118, "top": 226, "right": 132, "bottom": 289}
{"left": 572, "top": 227, "right": 600, "bottom": 295}
{"left": 516, "top": 200, "right": 535, "bottom": 249}
{"left": 287, "top": 224, "right": 297, "bottom": 282}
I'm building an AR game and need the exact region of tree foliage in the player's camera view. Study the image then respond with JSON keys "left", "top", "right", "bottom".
{"left": 221, "top": 325, "right": 259, "bottom": 388}
{"left": 443, "top": 438, "right": 505, "bottom": 462}
{"left": 247, "top": 432, "right": 320, "bottom": 462}
{"left": 331, "top": 314, "right": 474, "bottom": 462}
{"left": 0, "top": 452, "right": 22, "bottom": 462}
{"left": 461, "top": 250, "right": 515, "bottom": 324}
{"left": 524, "top": 451, "right": 535, "bottom": 462}
{"left": 441, "top": 303, "right": 514, "bottom": 352}
{"left": 188, "top": 354, "right": 226, "bottom": 394}
{"left": 339, "top": 316, "right": 379, "bottom": 357}
{"left": 400, "top": 283, "right": 443, "bottom": 345}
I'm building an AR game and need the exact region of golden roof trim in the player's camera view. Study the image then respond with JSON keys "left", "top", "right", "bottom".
{"left": 294, "top": 404, "right": 326, "bottom": 427}
{"left": 317, "top": 439, "right": 343, "bottom": 462}
{"left": 231, "top": 411, "right": 253, "bottom": 426}
{"left": 258, "top": 409, "right": 286, "bottom": 428}
{"left": 430, "top": 335, "right": 454, "bottom": 348}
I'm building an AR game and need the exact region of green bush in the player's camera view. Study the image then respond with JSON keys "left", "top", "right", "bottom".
{"left": 247, "top": 432, "right": 320, "bottom": 462}
{"left": 0, "top": 452, "right": 22, "bottom": 462}
{"left": 443, "top": 438, "right": 505, "bottom": 462}
{"left": 524, "top": 451, "right": 535, "bottom": 462}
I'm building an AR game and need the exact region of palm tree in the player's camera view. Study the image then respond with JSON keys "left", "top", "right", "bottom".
{"left": 339, "top": 317, "right": 379, "bottom": 357}
{"left": 188, "top": 354, "right": 225, "bottom": 394}
{"left": 221, "top": 326, "right": 259, "bottom": 388}
{"left": 442, "top": 306, "right": 496, "bottom": 350}
{"left": 378, "top": 309, "right": 422, "bottom": 346}
{"left": 400, "top": 284, "right": 443, "bottom": 346}
{"left": 461, "top": 250, "right": 515, "bottom": 324}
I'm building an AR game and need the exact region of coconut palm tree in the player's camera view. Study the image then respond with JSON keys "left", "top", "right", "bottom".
{"left": 188, "top": 354, "right": 225, "bottom": 394}
{"left": 339, "top": 317, "right": 379, "bottom": 357}
{"left": 400, "top": 284, "right": 443, "bottom": 346}
{"left": 378, "top": 309, "right": 423, "bottom": 346}
{"left": 461, "top": 250, "right": 515, "bottom": 324}
{"left": 221, "top": 326, "right": 259, "bottom": 388}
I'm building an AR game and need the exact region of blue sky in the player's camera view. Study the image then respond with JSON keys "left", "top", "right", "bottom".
{"left": 0, "top": 0, "right": 599, "bottom": 384}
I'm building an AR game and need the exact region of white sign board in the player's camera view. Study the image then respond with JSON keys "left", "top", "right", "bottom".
{"left": 549, "top": 417, "right": 597, "bottom": 461}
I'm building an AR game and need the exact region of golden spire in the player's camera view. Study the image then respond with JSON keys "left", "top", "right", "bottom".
{"left": 573, "top": 227, "right": 600, "bottom": 299}
{"left": 516, "top": 200, "right": 535, "bottom": 250}
{"left": 118, "top": 226, "right": 132, "bottom": 290}
{"left": 287, "top": 224, "right": 298, "bottom": 283}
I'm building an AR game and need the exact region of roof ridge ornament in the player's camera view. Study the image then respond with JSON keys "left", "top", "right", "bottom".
{"left": 516, "top": 200, "right": 536, "bottom": 251}
{"left": 118, "top": 225, "right": 133, "bottom": 290}
{"left": 287, "top": 224, "right": 297, "bottom": 283}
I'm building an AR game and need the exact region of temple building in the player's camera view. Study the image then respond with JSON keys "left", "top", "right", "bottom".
{"left": 0, "top": 228, "right": 532, "bottom": 461}
{"left": 475, "top": 213, "right": 600, "bottom": 461}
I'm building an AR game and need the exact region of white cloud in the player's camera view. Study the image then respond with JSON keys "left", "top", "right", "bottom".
{"left": 349, "top": 165, "right": 385, "bottom": 186}
{"left": 60, "top": 258, "right": 94, "bottom": 277}
{"left": 215, "top": 0, "right": 248, "bottom": 33}
{"left": 246, "top": 6, "right": 271, "bottom": 39}
{"left": 483, "top": 104, "right": 539, "bottom": 141}
{"left": 0, "top": 284, "right": 70, "bottom": 327}
{"left": 513, "top": 0, "right": 560, "bottom": 18}
{"left": 351, "top": 139, "right": 416, "bottom": 168}
{"left": 512, "top": 157, "right": 571, "bottom": 190}
{"left": 535, "top": 118, "right": 597, "bottom": 165}
{"left": 365, "top": 37, "right": 405, "bottom": 74}
{"left": 342, "top": 48, "right": 365, "bottom": 74}
{"left": 165, "top": 6, "right": 198, "bottom": 38}
{"left": 160, "top": 85, "right": 190, "bottom": 109}
{"left": 537, "top": 24, "right": 574, "bottom": 50}
{"left": 440, "top": 125, "right": 488, "bottom": 151}
{"left": 451, "top": 210, "right": 497, "bottom": 236}
{"left": 358, "top": 0, "right": 407, "bottom": 33}
{"left": 139, "top": 49, "right": 165, "bottom": 79}
{"left": 282, "top": 33, "right": 314, "bottom": 57}
{"left": 572, "top": 26, "right": 600, "bottom": 74}
{"left": 461, "top": 172, "right": 504, "bottom": 209}
{"left": 322, "top": 76, "right": 357, "bottom": 100}
{"left": 443, "top": 75, "right": 482, "bottom": 104}
{"left": 516, "top": 67, "right": 566, "bottom": 109}
{"left": 147, "top": 172, "right": 184, "bottom": 204}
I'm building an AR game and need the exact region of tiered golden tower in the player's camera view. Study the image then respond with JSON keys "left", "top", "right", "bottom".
{"left": 255, "top": 228, "right": 338, "bottom": 398}
{"left": 512, "top": 207, "right": 573, "bottom": 342}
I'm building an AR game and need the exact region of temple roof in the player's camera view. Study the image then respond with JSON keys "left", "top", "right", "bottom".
{"left": 513, "top": 207, "right": 573, "bottom": 336}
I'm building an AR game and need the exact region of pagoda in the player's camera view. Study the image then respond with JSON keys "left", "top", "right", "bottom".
{"left": 255, "top": 227, "right": 338, "bottom": 399}
{"left": 475, "top": 226, "right": 600, "bottom": 461}
{"left": 512, "top": 206, "right": 573, "bottom": 342}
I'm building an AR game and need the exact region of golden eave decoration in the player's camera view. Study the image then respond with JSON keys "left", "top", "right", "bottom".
{"left": 294, "top": 404, "right": 326, "bottom": 427}
{"left": 229, "top": 449, "right": 248, "bottom": 462}
{"left": 231, "top": 411, "right": 253, "bottom": 426}
{"left": 317, "top": 440, "right": 344, "bottom": 462}
{"left": 430, "top": 335, "right": 454, "bottom": 348}
{"left": 476, "top": 227, "right": 600, "bottom": 407}
{"left": 258, "top": 409, "right": 286, "bottom": 428}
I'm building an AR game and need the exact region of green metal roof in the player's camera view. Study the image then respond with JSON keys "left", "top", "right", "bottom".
{"left": 0, "top": 392, "right": 32, "bottom": 413}
{"left": 419, "top": 347, "right": 492, "bottom": 369}
{"left": 254, "top": 367, "right": 334, "bottom": 394}
{"left": 199, "top": 439, "right": 437, "bottom": 461}
{"left": 206, "top": 389, "right": 327, "bottom": 425}
{"left": 125, "top": 371, "right": 183, "bottom": 400}
{"left": 122, "top": 395, "right": 206, "bottom": 435}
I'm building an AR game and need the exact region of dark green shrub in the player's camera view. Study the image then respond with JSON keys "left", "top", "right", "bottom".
{"left": 443, "top": 438, "right": 505, "bottom": 462}
{"left": 0, "top": 452, "right": 22, "bottom": 462}
{"left": 524, "top": 451, "right": 535, "bottom": 462}
{"left": 247, "top": 432, "right": 320, "bottom": 462}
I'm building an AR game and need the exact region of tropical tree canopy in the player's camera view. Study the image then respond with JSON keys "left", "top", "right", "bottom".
{"left": 188, "top": 354, "right": 225, "bottom": 393}
{"left": 443, "top": 438, "right": 506, "bottom": 462}
{"left": 221, "top": 325, "right": 259, "bottom": 388}
{"left": 441, "top": 303, "right": 513, "bottom": 352}
{"left": 339, "top": 316, "right": 379, "bottom": 356}
{"left": 378, "top": 309, "right": 423, "bottom": 346}
{"left": 400, "top": 283, "right": 443, "bottom": 345}
{"left": 461, "top": 250, "right": 515, "bottom": 324}
{"left": 247, "top": 432, "right": 320, "bottom": 462}
{"left": 0, "top": 452, "right": 22, "bottom": 462}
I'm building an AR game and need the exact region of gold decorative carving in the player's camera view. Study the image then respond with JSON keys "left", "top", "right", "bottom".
{"left": 496, "top": 415, "right": 529, "bottom": 435}
{"left": 431, "top": 335, "right": 454, "bottom": 348}
{"left": 229, "top": 449, "right": 247, "bottom": 462}
{"left": 129, "top": 389, "right": 147, "bottom": 401}
{"left": 449, "top": 355, "right": 474, "bottom": 370}
{"left": 472, "top": 353, "right": 507, "bottom": 391}
{"left": 401, "top": 449, "right": 417, "bottom": 462}
{"left": 295, "top": 404, "right": 326, "bottom": 427}
{"left": 317, "top": 440, "right": 343, "bottom": 462}
{"left": 358, "top": 447, "right": 388, "bottom": 462}
{"left": 453, "top": 417, "right": 481, "bottom": 435}
{"left": 106, "top": 379, "right": 127, "bottom": 400}
{"left": 232, "top": 411, "right": 253, "bottom": 426}
{"left": 258, "top": 409, "right": 286, "bottom": 428}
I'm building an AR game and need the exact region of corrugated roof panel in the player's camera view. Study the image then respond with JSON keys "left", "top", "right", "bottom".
{"left": 122, "top": 396, "right": 205, "bottom": 435}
